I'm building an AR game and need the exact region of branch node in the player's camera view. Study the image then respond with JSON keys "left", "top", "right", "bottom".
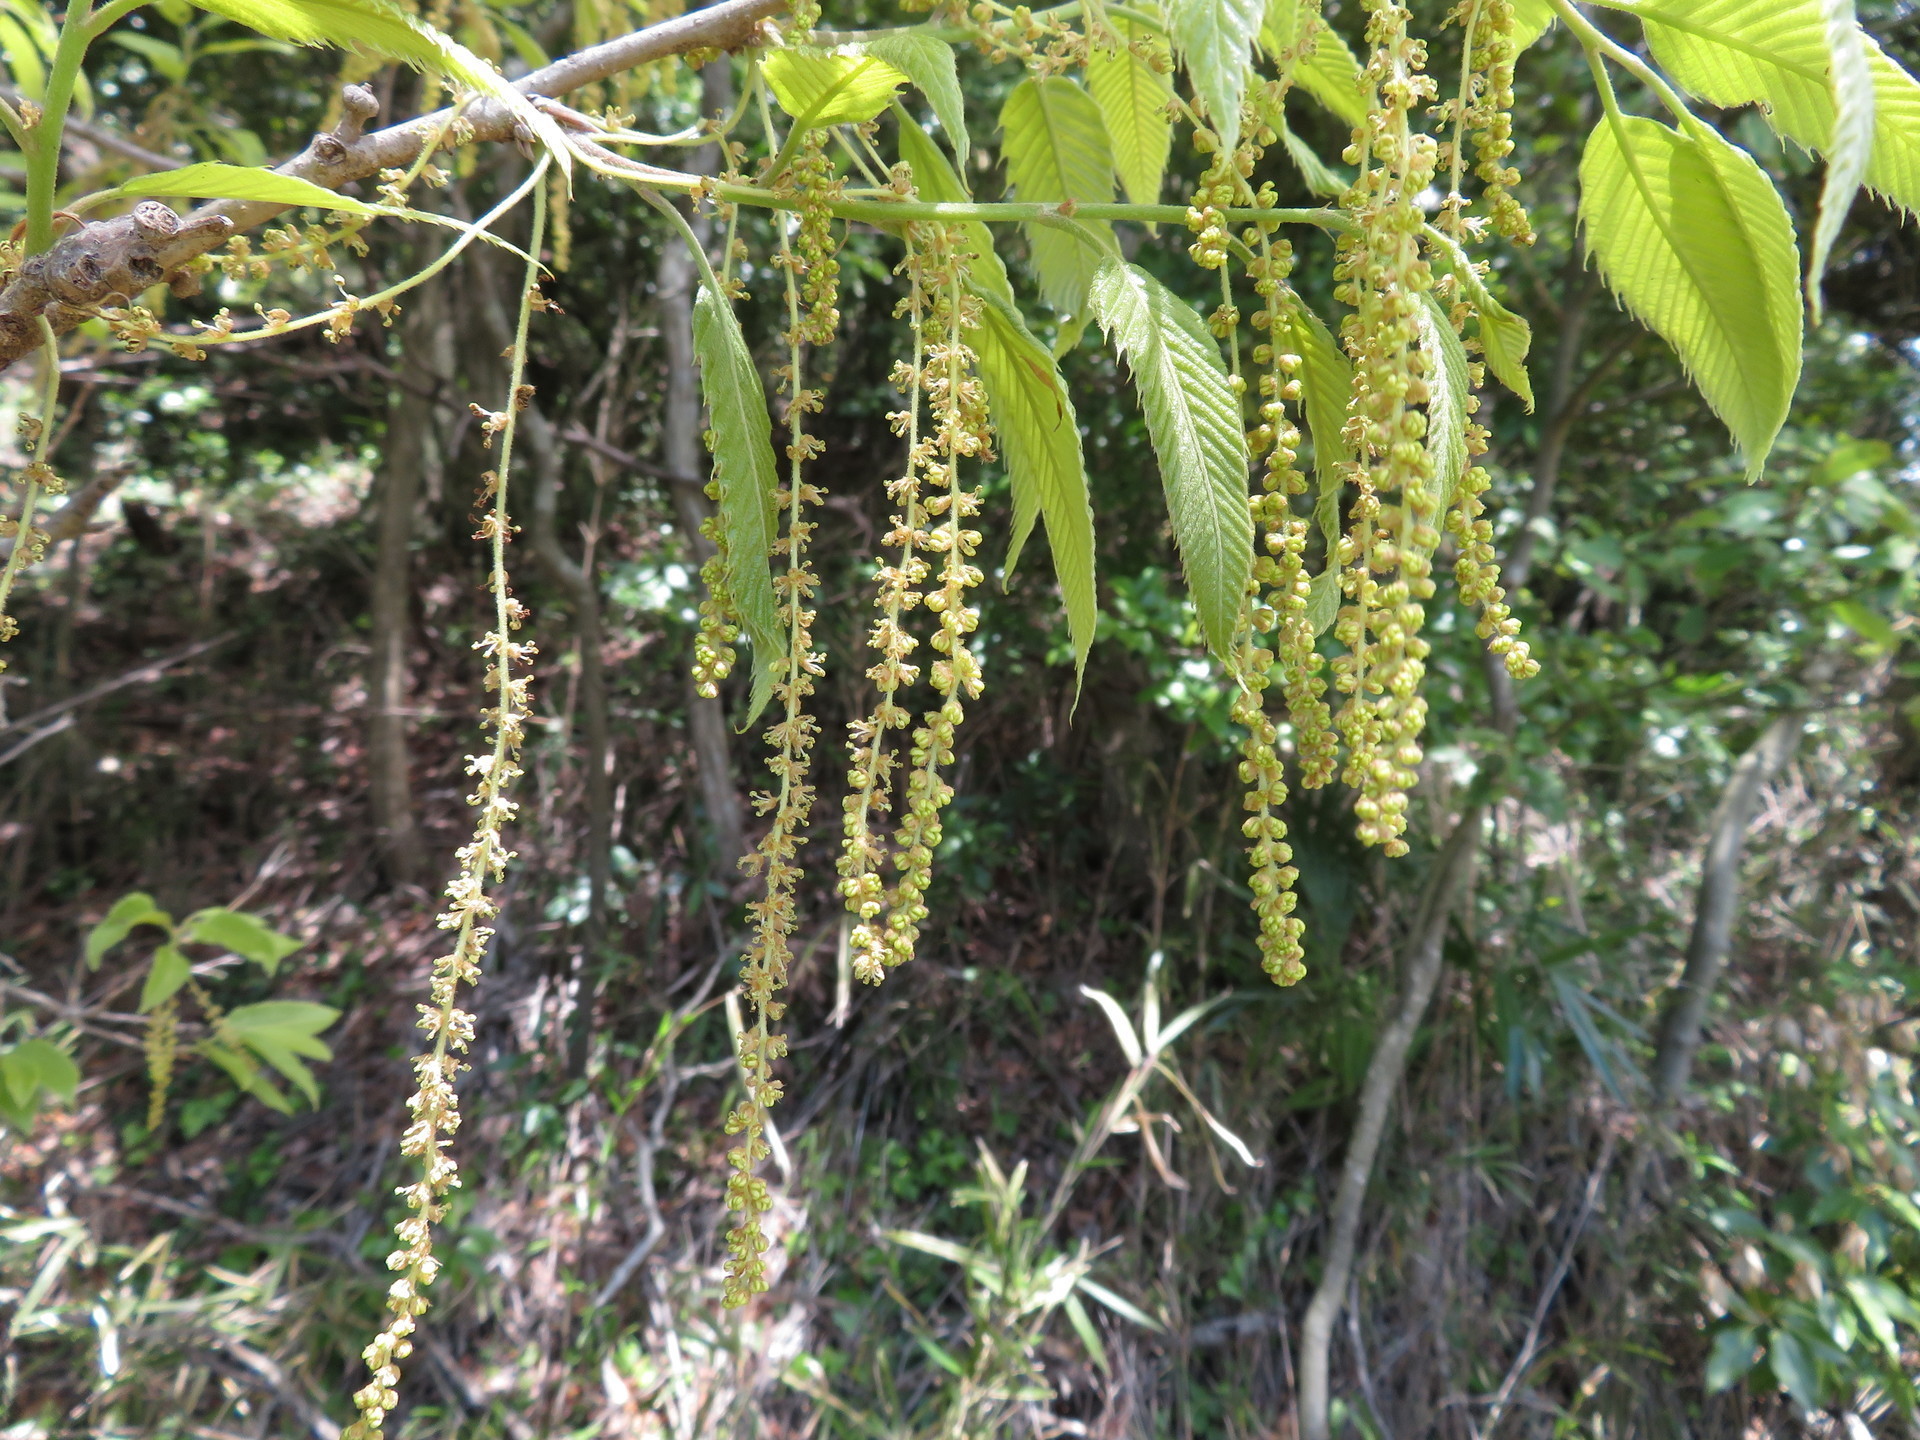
{"left": 338, "top": 84, "right": 380, "bottom": 142}
{"left": 131, "top": 201, "right": 179, "bottom": 240}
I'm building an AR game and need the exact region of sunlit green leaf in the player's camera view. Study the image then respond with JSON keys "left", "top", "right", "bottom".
{"left": 1088, "top": 259, "right": 1251, "bottom": 661}
{"left": 999, "top": 77, "right": 1115, "bottom": 319}
{"left": 763, "top": 47, "right": 908, "bottom": 130}
{"left": 974, "top": 288, "right": 1098, "bottom": 684}
{"left": 864, "top": 34, "right": 968, "bottom": 171}
{"left": 180, "top": 907, "right": 304, "bottom": 973}
{"left": 1087, "top": 20, "right": 1173, "bottom": 207}
{"left": 183, "top": 0, "right": 567, "bottom": 172}
{"left": 1578, "top": 113, "right": 1801, "bottom": 476}
{"left": 1168, "top": 0, "right": 1265, "bottom": 157}
{"left": 85, "top": 892, "right": 172, "bottom": 969}
{"left": 224, "top": 1000, "right": 338, "bottom": 1107}
{"left": 115, "top": 160, "right": 381, "bottom": 216}
{"left": 138, "top": 944, "right": 193, "bottom": 1013}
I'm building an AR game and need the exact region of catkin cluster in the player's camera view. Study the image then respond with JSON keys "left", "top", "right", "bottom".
{"left": 839, "top": 237, "right": 936, "bottom": 985}
{"left": 1329, "top": 0, "right": 1442, "bottom": 860}
{"left": 877, "top": 227, "right": 989, "bottom": 976}
{"left": 723, "top": 133, "right": 842, "bottom": 1309}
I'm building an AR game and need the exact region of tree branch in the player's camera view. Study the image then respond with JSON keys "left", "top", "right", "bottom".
{"left": 0, "top": 0, "right": 789, "bottom": 374}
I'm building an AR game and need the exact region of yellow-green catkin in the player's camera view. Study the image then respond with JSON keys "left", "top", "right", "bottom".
{"left": 723, "top": 129, "right": 842, "bottom": 1308}
{"left": 339, "top": 183, "right": 545, "bottom": 1440}
{"left": 1449, "top": 441, "right": 1539, "bottom": 678}
{"left": 143, "top": 996, "right": 179, "bottom": 1132}
{"left": 1331, "top": 0, "right": 1440, "bottom": 860}
{"left": 692, "top": 539, "right": 741, "bottom": 698}
{"left": 839, "top": 237, "right": 934, "bottom": 986}
{"left": 1452, "top": 0, "right": 1533, "bottom": 244}
{"left": 1250, "top": 247, "right": 1339, "bottom": 792}
{"left": 1238, "top": 238, "right": 1318, "bottom": 985}
{"left": 878, "top": 226, "right": 989, "bottom": 973}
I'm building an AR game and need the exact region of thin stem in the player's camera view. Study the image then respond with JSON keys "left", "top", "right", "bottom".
{"left": 132, "top": 159, "right": 542, "bottom": 351}
{"left": 0, "top": 319, "right": 60, "bottom": 630}
{"left": 82, "top": 0, "right": 146, "bottom": 39}
{"left": 576, "top": 146, "right": 1355, "bottom": 230}
{"left": 26, "top": 0, "right": 97, "bottom": 255}
{"left": 1545, "top": 0, "right": 1699, "bottom": 129}
{"left": 1445, "top": 0, "right": 1486, "bottom": 239}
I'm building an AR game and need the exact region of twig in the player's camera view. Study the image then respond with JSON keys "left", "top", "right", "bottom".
{"left": 0, "top": 632, "right": 230, "bottom": 735}
{"left": 0, "top": 711, "right": 72, "bottom": 767}
{"left": 0, "top": 0, "right": 791, "bottom": 372}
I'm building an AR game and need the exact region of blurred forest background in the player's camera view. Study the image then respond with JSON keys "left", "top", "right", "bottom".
{"left": 4, "top": 0, "right": 1920, "bottom": 1436}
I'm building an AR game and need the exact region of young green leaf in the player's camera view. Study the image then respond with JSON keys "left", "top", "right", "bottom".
{"left": 200, "top": 1041, "right": 293, "bottom": 1114}
{"left": 138, "top": 944, "right": 194, "bottom": 1014}
{"left": 1418, "top": 294, "right": 1472, "bottom": 507}
{"left": 1272, "top": 299, "right": 1352, "bottom": 637}
{"left": 184, "top": 0, "right": 568, "bottom": 173}
{"left": 1462, "top": 270, "right": 1535, "bottom": 410}
{"left": 1086, "top": 21, "right": 1174, "bottom": 207}
{"left": 180, "top": 907, "right": 304, "bottom": 973}
{"left": 1809, "top": 0, "right": 1874, "bottom": 316}
{"left": 1578, "top": 114, "right": 1802, "bottom": 477}
{"left": 973, "top": 288, "right": 1098, "bottom": 681}
{"left": 999, "top": 77, "right": 1115, "bottom": 319}
{"left": 863, "top": 34, "right": 968, "bottom": 172}
{"left": 115, "top": 161, "right": 382, "bottom": 216}
{"left": 1277, "top": 110, "right": 1349, "bottom": 197}
{"left": 1, "top": 1039, "right": 78, "bottom": 1106}
{"left": 894, "top": 112, "right": 1011, "bottom": 302}
{"left": 762, "top": 47, "right": 908, "bottom": 131}
{"left": 691, "top": 282, "right": 783, "bottom": 725}
{"left": 1636, "top": 0, "right": 1920, "bottom": 222}
{"left": 1170, "top": 0, "right": 1263, "bottom": 153}
{"left": 1510, "top": 0, "right": 1556, "bottom": 50}
{"left": 1271, "top": 297, "right": 1352, "bottom": 523}
{"left": 85, "top": 892, "right": 173, "bottom": 969}
{"left": 1168, "top": 0, "right": 1264, "bottom": 158}
{"left": 1261, "top": 2, "right": 1366, "bottom": 130}
{"left": 224, "top": 1001, "right": 339, "bottom": 1107}
{"left": 1088, "top": 259, "right": 1252, "bottom": 661}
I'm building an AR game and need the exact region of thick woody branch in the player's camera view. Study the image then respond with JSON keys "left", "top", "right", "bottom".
{"left": 0, "top": 0, "right": 788, "bottom": 374}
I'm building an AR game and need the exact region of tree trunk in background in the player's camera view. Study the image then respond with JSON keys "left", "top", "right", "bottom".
{"left": 367, "top": 277, "right": 451, "bottom": 886}
{"left": 1650, "top": 715, "right": 1799, "bottom": 1108}
{"left": 1297, "top": 811, "right": 1482, "bottom": 1440}
{"left": 656, "top": 56, "right": 748, "bottom": 877}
